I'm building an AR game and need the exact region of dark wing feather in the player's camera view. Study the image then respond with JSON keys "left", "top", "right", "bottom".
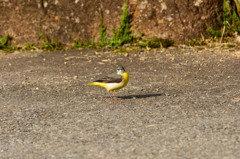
{"left": 94, "top": 74, "right": 123, "bottom": 83}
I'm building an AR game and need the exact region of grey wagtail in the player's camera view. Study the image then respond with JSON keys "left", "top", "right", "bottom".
{"left": 85, "top": 65, "right": 129, "bottom": 100}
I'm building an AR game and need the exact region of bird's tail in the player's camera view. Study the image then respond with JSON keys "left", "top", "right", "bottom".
{"left": 84, "top": 82, "right": 95, "bottom": 85}
{"left": 84, "top": 82, "right": 106, "bottom": 88}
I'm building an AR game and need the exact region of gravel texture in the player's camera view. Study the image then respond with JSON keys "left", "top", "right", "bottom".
{"left": 0, "top": 47, "right": 240, "bottom": 158}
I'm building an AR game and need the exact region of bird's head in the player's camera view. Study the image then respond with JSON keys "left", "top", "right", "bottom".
{"left": 116, "top": 65, "right": 126, "bottom": 75}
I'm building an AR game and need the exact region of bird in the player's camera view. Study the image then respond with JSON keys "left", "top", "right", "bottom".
{"left": 85, "top": 65, "right": 129, "bottom": 100}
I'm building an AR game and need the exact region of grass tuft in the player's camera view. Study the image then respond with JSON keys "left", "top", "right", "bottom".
{"left": 110, "top": 0, "right": 133, "bottom": 48}
{"left": 72, "top": 37, "right": 96, "bottom": 49}
{"left": 98, "top": 9, "right": 108, "bottom": 47}
{"left": 25, "top": 42, "right": 39, "bottom": 50}
{"left": 139, "top": 38, "right": 174, "bottom": 49}
{"left": 206, "top": 0, "right": 240, "bottom": 42}
{"left": 0, "top": 35, "right": 21, "bottom": 52}
{"left": 40, "top": 32, "right": 65, "bottom": 51}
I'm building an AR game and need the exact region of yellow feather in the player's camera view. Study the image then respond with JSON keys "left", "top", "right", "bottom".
{"left": 85, "top": 82, "right": 107, "bottom": 88}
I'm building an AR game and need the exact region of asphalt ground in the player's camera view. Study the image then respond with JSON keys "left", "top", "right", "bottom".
{"left": 0, "top": 47, "right": 239, "bottom": 158}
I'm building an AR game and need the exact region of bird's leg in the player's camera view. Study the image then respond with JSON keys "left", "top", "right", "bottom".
{"left": 111, "top": 91, "right": 121, "bottom": 100}
{"left": 111, "top": 91, "right": 115, "bottom": 98}
{"left": 108, "top": 91, "right": 121, "bottom": 101}
{"left": 111, "top": 91, "right": 117, "bottom": 98}
{"left": 107, "top": 91, "right": 113, "bottom": 100}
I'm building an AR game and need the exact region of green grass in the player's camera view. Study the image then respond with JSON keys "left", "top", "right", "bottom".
{"left": 39, "top": 32, "right": 65, "bottom": 51}
{"left": 110, "top": 0, "right": 133, "bottom": 48}
{"left": 72, "top": 36, "right": 96, "bottom": 49}
{"left": 25, "top": 42, "right": 39, "bottom": 50}
{"left": 0, "top": 35, "right": 9, "bottom": 51}
{"left": 206, "top": 0, "right": 240, "bottom": 42}
{"left": 98, "top": 9, "right": 108, "bottom": 47}
{"left": 0, "top": 35, "right": 21, "bottom": 52}
{"left": 185, "top": 38, "right": 206, "bottom": 46}
{"left": 138, "top": 38, "right": 174, "bottom": 49}
{"left": 226, "top": 43, "right": 236, "bottom": 47}
{"left": 72, "top": 0, "right": 134, "bottom": 49}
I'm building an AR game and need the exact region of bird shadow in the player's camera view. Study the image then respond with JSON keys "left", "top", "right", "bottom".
{"left": 118, "top": 93, "right": 165, "bottom": 99}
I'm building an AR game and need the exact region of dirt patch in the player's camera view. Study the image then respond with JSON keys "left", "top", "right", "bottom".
{"left": 0, "top": 47, "right": 239, "bottom": 158}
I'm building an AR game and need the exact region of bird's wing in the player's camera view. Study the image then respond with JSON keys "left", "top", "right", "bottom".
{"left": 94, "top": 73, "right": 123, "bottom": 83}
